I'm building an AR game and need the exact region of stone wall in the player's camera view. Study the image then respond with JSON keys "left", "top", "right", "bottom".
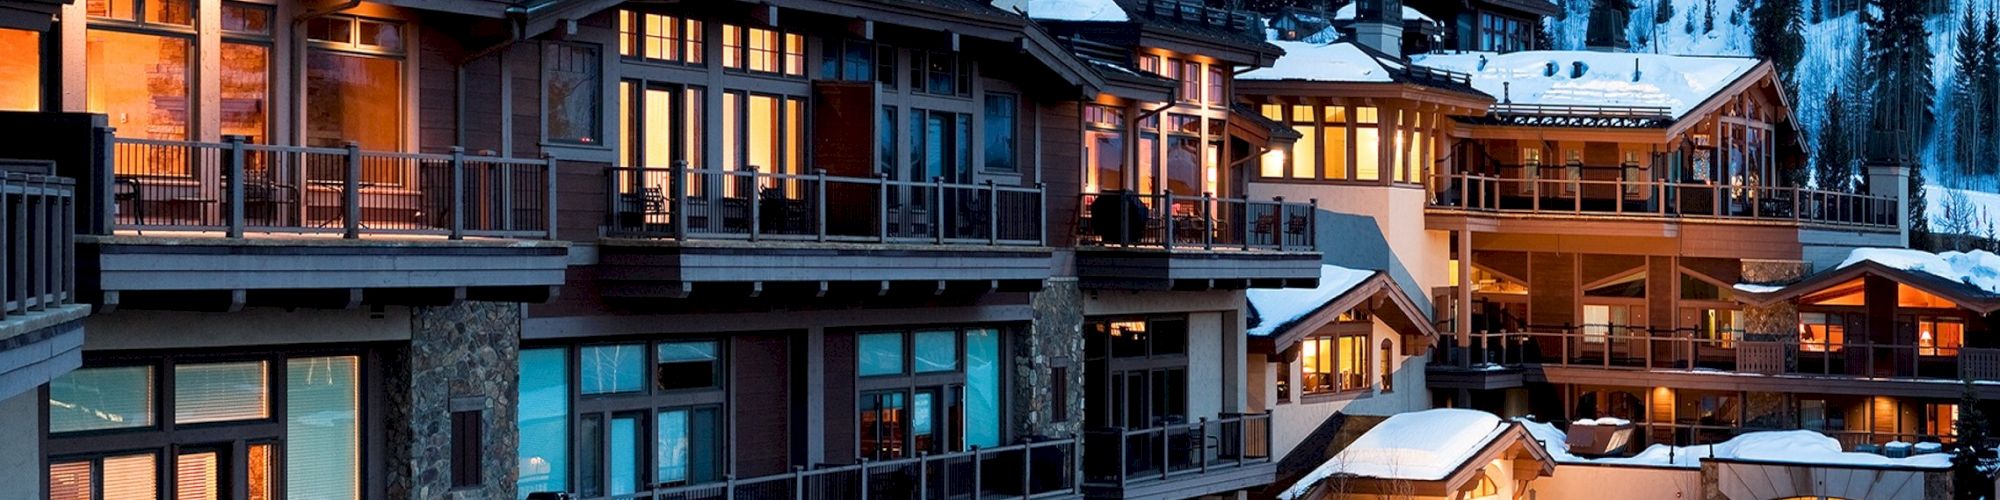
{"left": 1741, "top": 259, "right": 1812, "bottom": 337}
{"left": 385, "top": 301, "right": 522, "bottom": 500}
{"left": 1017, "top": 277, "right": 1085, "bottom": 439}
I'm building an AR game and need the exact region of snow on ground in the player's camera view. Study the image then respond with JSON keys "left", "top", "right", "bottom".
{"left": 1240, "top": 42, "right": 1397, "bottom": 83}
{"left": 1247, "top": 264, "right": 1376, "bottom": 336}
{"left": 1573, "top": 417, "right": 1632, "bottom": 426}
{"left": 1928, "top": 184, "right": 2000, "bottom": 236}
{"left": 1519, "top": 419, "right": 1952, "bottom": 468}
{"left": 1279, "top": 409, "right": 1506, "bottom": 499}
{"left": 1011, "top": 0, "right": 1127, "bottom": 22}
{"left": 1410, "top": 51, "right": 1759, "bottom": 118}
{"left": 1839, "top": 247, "right": 2000, "bottom": 295}
{"left": 1332, "top": 4, "right": 1433, "bottom": 22}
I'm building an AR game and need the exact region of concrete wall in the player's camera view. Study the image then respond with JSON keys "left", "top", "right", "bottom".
{"left": 0, "top": 390, "right": 41, "bottom": 500}
{"left": 1248, "top": 183, "right": 1451, "bottom": 296}
{"left": 84, "top": 307, "right": 412, "bottom": 350}
{"left": 1532, "top": 464, "right": 1703, "bottom": 500}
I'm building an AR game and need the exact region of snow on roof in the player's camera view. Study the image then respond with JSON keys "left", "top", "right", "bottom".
{"left": 1331, "top": 4, "right": 1434, "bottom": 22}
{"left": 1239, "top": 42, "right": 1398, "bottom": 83}
{"left": 1519, "top": 419, "right": 1951, "bottom": 469}
{"left": 1409, "top": 51, "right": 1760, "bottom": 118}
{"left": 1247, "top": 264, "right": 1377, "bottom": 336}
{"left": 1733, "top": 283, "right": 1784, "bottom": 294}
{"left": 1839, "top": 248, "right": 2000, "bottom": 296}
{"left": 1279, "top": 409, "right": 1506, "bottom": 499}
{"left": 1016, "top": 0, "right": 1128, "bottom": 22}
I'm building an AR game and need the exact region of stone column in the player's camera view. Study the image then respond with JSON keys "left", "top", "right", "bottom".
{"left": 1017, "top": 277, "right": 1085, "bottom": 439}
{"left": 385, "top": 301, "right": 522, "bottom": 500}
{"left": 1740, "top": 259, "right": 1812, "bottom": 338}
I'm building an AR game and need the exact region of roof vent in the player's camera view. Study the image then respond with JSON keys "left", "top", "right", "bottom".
{"left": 1632, "top": 58, "right": 1641, "bottom": 82}
{"left": 1477, "top": 54, "right": 1488, "bottom": 72}
{"left": 1502, "top": 81, "right": 1511, "bottom": 103}
{"left": 1570, "top": 61, "right": 1588, "bottom": 79}
{"left": 1544, "top": 61, "right": 1558, "bottom": 77}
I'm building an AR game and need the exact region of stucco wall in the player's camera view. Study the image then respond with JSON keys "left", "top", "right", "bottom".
{"left": 84, "top": 307, "right": 412, "bottom": 350}
{"left": 1262, "top": 321, "right": 1430, "bottom": 459}
{"left": 1188, "top": 311, "right": 1226, "bottom": 421}
{"left": 0, "top": 391, "right": 41, "bottom": 500}
{"left": 1532, "top": 464, "right": 1703, "bottom": 500}
{"left": 1247, "top": 183, "right": 1450, "bottom": 295}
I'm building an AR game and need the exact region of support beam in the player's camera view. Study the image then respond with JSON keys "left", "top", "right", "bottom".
{"left": 1457, "top": 229, "right": 1474, "bottom": 368}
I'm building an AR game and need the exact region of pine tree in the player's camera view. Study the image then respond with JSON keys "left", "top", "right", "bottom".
{"left": 1979, "top": 10, "right": 2000, "bottom": 176}
{"left": 1751, "top": 0, "right": 1805, "bottom": 95}
{"left": 1953, "top": 7, "right": 1984, "bottom": 178}
{"left": 1655, "top": 0, "right": 1675, "bottom": 25}
{"left": 1951, "top": 377, "right": 1993, "bottom": 500}
{"left": 1810, "top": 0, "right": 1822, "bottom": 23}
{"left": 1817, "top": 88, "right": 1851, "bottom": 191}
{"left": 1913, "top": 164, "right": 1933, "bottom": 250}
{"left": 1702, "top": 0, "right": 1716, "bottom": 32}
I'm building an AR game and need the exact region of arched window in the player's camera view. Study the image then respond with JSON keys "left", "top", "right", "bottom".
{"left": 1379, "top": 338, "right": 1394, "bottom": 392}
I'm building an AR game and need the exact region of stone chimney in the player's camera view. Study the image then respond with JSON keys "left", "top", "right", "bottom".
{"left": 1353, "top": 0, "right": 1403, "bottom": 58}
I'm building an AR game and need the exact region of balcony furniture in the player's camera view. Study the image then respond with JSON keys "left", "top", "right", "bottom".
{"left": 614, "top": 187, "right": 667, "bottom": 231}
{"left": 113, "top": 176, "right": 144, "bottom": 225}
{"left": 1089, "top": 191, "right": 1149, "bottom": 245}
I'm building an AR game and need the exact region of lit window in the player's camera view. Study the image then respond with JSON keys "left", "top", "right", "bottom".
{"left": 1354, "top": 107, "right": 1380, "bottom": 181}
{"left": 174, "top": 361, "right": 270, "bottom": 424}
{"left": 49, "top": 366, "right": 155, "bottom": 433}
{"left": 88, "top": 0, "right": 193, "bottom": 26}
{"left": 305, "top": 16, "right": 405, "bottom": 182}
{"left": 620, "top": 11, "right": 702, "bottom": 64}
{"left": 722, "top": 24, "right": 801, "bottom": 76}
{"left": 86, "top": 28, "right": 192, "bottom": 147}
{"left": 1918, "top": 317, "right": 1965, "bottom": 356}
{"left": 287, "top": 356, "right": 360, "bottom": 500}
{"left": 0, "top": 28, "right": 40, "bottom": 111}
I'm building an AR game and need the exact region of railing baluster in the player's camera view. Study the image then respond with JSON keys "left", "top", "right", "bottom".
{"left": 225, "top": 136, "right": 245, "bottom": 238}
{"left": 544, "top": 153, "right": 559, "bottom": 240}
{"left": 343, "top": 142, "right": 361, "bottom": 239}
{"left": 816, "top": 169, "right": 829, "bottom": 242}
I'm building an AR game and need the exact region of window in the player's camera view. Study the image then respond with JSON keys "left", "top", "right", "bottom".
{"left": 1926, "top": 403, "right": 1959, "bottom": 437}
{"left": 1799, "top": 312, "right": 1850, "bottom": 353}
{"left": 174, "top": 361, "right": 269, "bottom": 424}
{"left": 1915, "top": 316, "right": 1966, "bottom": 356}
{"left": 567, "top": 334, "right": 728, "bottom": 495}
{"left": 914, "top": 330, "right": 959, "bottom": 372}
{"left": 859, "top": 332, "right": 906, "bottom": 377}
{"left": 619, "top": 82, "right": 704, "bottom": 170}
{"left": 1050, "top": 366, "right": 1069, "bottom": 423}
{"left": 911, "top": 50, "right": 970, "bottom": 96}
{"left": 877, "top": 45, "right": 898, "bottom": 87}
{"left": 1166, "top": 115, "right": 1203, "bottom": 194}
{"left": 0, "top": 28, "right": 38, "bottom": 111}
{"left": 983, "top": 94, "right": 1018, "bottom": 172}
{"left": 860, "top": 390, "right": 910, "bottom": 459}
{"left": 1322, "top": 106, "right": 1348, "bottom": 180}
{"left": 1206, "top": 66, "right": 1226, "bottom": 106}
{"left": 49, "top": 453, "right": 157, "bottom": 500}
{"left": 656, "top": 406, "right": 721, "bottom": 486}
{"left": 49, "top": 366, "right": 155, "bottom": 433}
{"left": 1300, "top": 333, "right": 1370, "bottom": 394}
{"left": 722, "top": 92, "right": 806, "bottom": 190}
{"left": 908, "top": 109, "right": 973, "bottom": 183}
{"left": 1178, "top": 60, "right": 1201, "bottom": 102}
{"left": 88, "top": 0, "right": 192, "bottom": 26}
{"left": 451, "top": 410, "right": 484, "bottom": 488}
{"left": 518, "top": 348, "right": 568, "bottom": 497}
{"left": 583, "top": 344, "right": 646, "bottom": 394}
{"left": 305, "top": 16, "right": 404, "bottom": 181}
{"left": 857, "top": 327, "right": 1001, "bottom": 456}
{"left": 1380, "top": 339, "right": 1395, "bottom": 392}
{"left": 1084, "top": 105, "right": 1125, "bottom": 192}
{"left": 1354, "top": 107, "right": 1381, "bottom": 181}
{"left": 1288, "top": 105, "right": 1316, "bottom": 179}
{"left": 287, "top": 356, "right": 360, "bottom": 500}
{"left": 657, "top": 341, "right": 720, "bottom": 390}
{"left": 619, "top": 10, "right": 702, "bottom": 64}
{"left": 86, "top": 27, "right": 192, "bottom": 146}
{"left": 221, "top": 4, "right": 272, "bottom": 144}
{"left": 721, "top": 24, "right": 802, "bottom": 76}
{"left": 822, "top": 38, "right": 873, "bottom": 80}
{"left": 545, "top": 43, "right": 602, "bottom": 145}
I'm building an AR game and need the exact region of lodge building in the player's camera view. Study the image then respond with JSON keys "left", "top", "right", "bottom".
{"left": 0, "top": 0, "right": 1968, "bottom": 499}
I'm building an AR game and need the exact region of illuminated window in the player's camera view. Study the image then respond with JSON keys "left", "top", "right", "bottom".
{"left": 1301, "top": 332, "right": 1370, "bottom": 394}
{"left": 305, "top": 15, "right": 404, "bottom": 183}
{"left": 1799, "top": 312, "right": 1851, "bottom": 352}
{"left": 1179, "top": 60, "right": 1201, "bottom": 102}
{"left": 86, "top": 28, "right": 191, "bottom": 144}
{"left": 1915, "top": 316, "right": 1965, "bottom": 356}
{"left": 1084, "top": 105, "right": 1125, "bottom": 193}
{"left": 721, "top": 91, "right": 805, "bottom": 194}
{"left": 0, "top": 28, "right": 40, "bottom": 111}
{"left": 1206, "top": 66, "right": 1226, "bottom": 106}
{"left": 1466, "top": 473, "right": 1501, "bottom": 498}
{"left": 221, "top": 3, "right": 272, "bottom": 144}
{"left": 1925, "top": 403, "right": 1958, "bottom": 438}
{"left": 721, "top": 24, "right": 801, "bottom": 76}
{"left": 1354, "top": 107, "right": 1380, "bottom": 181}
{"left": 619, "top": 10, "right": 702, "bottom": 64}
{"left": 1379, "top": 339, "right": 1395, "bottom": 392}
{"left": 88, "top": 0, "right": 193, "bottom": 26}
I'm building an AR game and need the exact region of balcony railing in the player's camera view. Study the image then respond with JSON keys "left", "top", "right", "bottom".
{"left": 107, "top": 136, "right": 556, "bottom": 239}
{"left": 1431, "top": 170, "right": 1898, "bottom": 229}
{"left": 1, "top": 168, "right": 76, "bottom": 318}
{"left": 605, "top": 163, "right": 1046, "bottom": 246}
{"left": 623, "top": 438, "right": 1080, "bottom": 500}
{"left": 1082, "top": 412, "right": 1273, "bottom": 489}
{"left": 1077, "top": 192, "right": 1316, "bottom": 251}
{"left": 1434, "top": 327, "right": 2000, "bottom": 382}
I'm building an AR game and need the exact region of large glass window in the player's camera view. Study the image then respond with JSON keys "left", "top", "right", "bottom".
{"left": 1799, "top": 312, "right": 1851, "bottom": 352}
{"left": 619, "top": 10, "right": 702, "bottom": 64}
{"left": 1085, "top": 105, "right": 1125, "bottom": 193}
{"left": 583, "top": 344, "right": 646, "bottom": 394}
{"left": 174, "top": 361, "right": 269, "bottom": 424}
{"left": 1354, "top": 107, "right": 1381, "bottom": 181}
{"left": 86, "top": 28, "right": 192, "bottom": 144}
{"left": 305, "top": 16, "right": 404, "bottom": 184}
{"left": 964, "top": 329, "right": 1001, "bottom": 448}
{"left": 822, "top": 38, "right": 873, "bottom": 81}
{"left": 1914, "top": 316, "right": 1966, "bottom": 356}
{"left": 859, "top": 332, "right": 907, "bottom": 377}
{"left": 1300, "top": 329, "right": 1372, "bottom": 394}
{"left": 983, "top": 94, "right": 1018, "bottom": 172}
{"left": 545, "top": 42, "right": 602, "bottom": 145}
{"left": 910, "top": 50, "right": 968, "bottom": 96}
{"left": 721, "top": 24, "right": 802, "bottom": 76}
{"left": 656, "top": 407, "right": 721, "bottom": 486}
{"left": 609, "top": 414, "right": 641, "bottom": 495}
{"left": 49, "top": 453, "right": 158, "bottom": 500}
{"left": 857, "top": 327, "right": 1001, "bottom": 457}
{"left": 49, "top": 366, "right": 155, "bottom": 433}
{"left": 0, "top": 28, "right": 39, "bottom": 112}
{"left": 656, "top": 341, "right": 720, "bottom": 390}
{"left": 518, "top": 348, "right": 568, "bottom": 498}
{"left": 287, "top": 356, "right": 360, "bottom": 500}
{"left": 219, "top": 2, "right": 271, "bottom": 144}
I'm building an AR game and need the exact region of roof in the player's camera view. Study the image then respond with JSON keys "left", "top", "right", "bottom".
{"left": 1247, "top": 265, "right": 1377, "bottom": 336}
{"left": 1026, "top": 0, "right": 1283, "bottom": 65}
{"left": 1741, "top": 248, "right": 2000, "bottom": 313}
{"left": 1015, "top": 0, "right": 1128, "bottom": 21}
{"left": 1281, "top": 409, "right": 1556, "bottom": 499}
{"left": 1411, "top": 51, "right": 1763, "bottom": 120}
{"left": 1246, "top": 266, "right": 1440, "bottom": 355}
{"left": 1238, "top": 42, "right": 1490, "bottom": 100}
{"left": 1520, "top": 419, "right": 1951, "bottom": 469}
{"left": 1332, "top": 4, "right": 1435, "bottom": 22}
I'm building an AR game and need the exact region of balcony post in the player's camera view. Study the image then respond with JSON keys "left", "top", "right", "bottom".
{"left": 725, "top": 474, "right": 737, "bottom": 500}
{"left": 794, "top": 465, "right": 807, "bottom": 500}
{"left": 1308, "top": 198, "right": 1318, "bottom": 250}
{"left": 858, "top": 458, "right": 870, "bottom": 498}
{"left": 933, "top": 176, "right": 945, "bottom": 244}
{"left": 94, "top": 126, "right": 115, "bottom": 234}
{"left": 1117, "top": 429, "right": 1129, "bottom": 487}
{"left": 971, "top": 446, "right": 982, "bottom": 500}
{"left": 62, "top": 177, "right": 75, "bottom": 304}
{"left": 1201, "top": 192, "right": 1213, "bottom": 250}
{"left": 224, "top": 135, "right": 246, "bottom": 238}
{"left": 1616, "top": 174, "right": 1624, "bottom": 215}
{"left": 749, "top": 166, "right": 762, "bottom": 242}
{"left": 1791, "top": 186, "right": 1801, "bottom": 222}
{"left": 344, "top": 142, "right": 362, "bottom": 239}
{"left": 878, "top": 174, "right": 890, "bottom": 243}
{"left": 1037, "top": 182, "right": 1047, "bottom": 246}
{"left": 544, "top": 153, "right": 558, "bottom": 240}
{"left": 1159, "top": 426, "right": 1170, "bottom": 480}
{"left": 816, "top": 169, "right": 828, "bottom": 242}
{"left": 672, "top": 161, "right": 689, "bottom": 240}
{"left": 1163, "top": 190, "right": 1175, "bottom": 250}
{"left": 919, "top": 451, "right": 929, "bottom": 500}
{"left": 1659, "top": 182, "right": 1668, "bottom": 215}
{"left": 1022, "top": 444, "right": 1032, "bottom": 496}
{"left": 987, "top": 179, "right": 998, "bottom": 245}
{"left": 1273, "top": 196, "right": 1286, "bottom": 252}
{"left": 501, "top": 158, "right": 515, "bottom": 233}
{"left": 449, "top": 147, "right": 466, "bottom": 240}
{"left": 1198, "top": 417, "right": 1209, "bottom": 474}
{"left": 4, "top": 176, "right": 14, "bottom": 315}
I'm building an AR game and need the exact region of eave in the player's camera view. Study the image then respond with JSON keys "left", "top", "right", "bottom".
{"left": 1235, "top": 80, "right": 1495, "bottom": 115}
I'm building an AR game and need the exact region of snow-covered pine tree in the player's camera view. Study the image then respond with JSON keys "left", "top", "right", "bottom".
{"left": 1913, "top": 164, "right": 1933, "bottom": 250}
{"left": 1950, "top": 377, "right": 1993, "bottom": 500}
{"left": 1702, "top": 0, "right": 1716, "bottom": 33}
{"left": 1817, "top": 87, "right": 1851, "bottom": 191}
{"left": 1655, "top": 0, "right": 1673, "bottom": 25}
{"left": 1752, "top": 0, "right": 1805, "bottom": 95}
{"left": 1952, "top": 7, "right": 1984, "bottom": 179}
{"left": 1980, "top": 9, "right": 2000, "bottom": 177}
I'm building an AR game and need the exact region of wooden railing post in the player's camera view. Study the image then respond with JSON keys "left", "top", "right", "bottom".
{"left": 971, "top": 446, "right": 983, "bottom": 500}
{"left": 878, "top": 174, "right": 891, "bottom": 243}
{"left": 1159, "top": 426, "right": 1170, "bottom": 480}
{"left": 1308, "top": 198, "right": 1318, "bottom": 250}
{"left": 725, "top": 474, "right": 737, "bottom": 500}
{"left": 1198, "top": 417, "right": 1210, "bottom": 474}
{"left": 918, "top": 452, "right": 930, "bottom": 500}
{"left": 501, "top": 157, "right": 515, "bottom": 233}
{"left": 793, "top": 465, "right": 807, "bottom": 500}
{"left": 1162, "top": 190, "right": 1175, "bottom": 250}
{"left": 858, "top": 459, "right": 870, "bottom": 498}
{"left": 933, "top": 176, "right": 945, "bottom": 244}
{"left": 671, "top": 161, "right": 690, "bottom": 240}
{"left": 343, "top": 142, "right": 362, "bottom": 239}
{"left": 1273, "top": 196, "right": 1286, "bottom": 252}
{"left": 1201, "top": 192, "right": 1214, "bottom": 250}
{"left": 816, "top": 169, "right": 829, "bottom": 242}
{"left": 544, "top": 153, "right": 558, "bottom": 240}
{"left": 449, "top": 146, "right": 466, "bottom": 240}
{"left": 748, "top": 166, "right": 763, "bottom": 242}
{"left": 224, "top": 135, "right": 246, "bottom": 238}
{"left": 1036, "top": 182, "right": 1047, "bottom": 246}
{"left": 986, "top": 180, "right": 999, "bottom": 245}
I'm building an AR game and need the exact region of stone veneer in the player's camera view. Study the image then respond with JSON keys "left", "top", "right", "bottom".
{"left": 1740, "top": 259, "right": 1813, "bottom": 338}
{"left": 1018, "top": 277, "right": 1086, "bottom": 439}
{"left": 385, "top": 301, "right": 522, "bottom": 499}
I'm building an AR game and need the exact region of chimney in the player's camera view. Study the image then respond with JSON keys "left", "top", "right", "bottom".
{"left": 1353, "top": 0, "right": 1403, "bottom": 58}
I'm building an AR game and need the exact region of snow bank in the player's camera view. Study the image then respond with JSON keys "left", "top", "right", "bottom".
{"left": 1839, "top": 247, "right": 2000, "bottom": 295}
{"left": 1519, "top": 419, "right": 1951, "bottom": 469}
{"left": 1247, "top": 265, "right": 1376, "bottom": 336}
{"left": 1279, "top": 409, "right": 1506, "bottom": 499}
{"left": 1411, "top": 51, "right": 1759, "bottom": 119}
{"left": 1017, "top": 0, "right": 1127, "bottom": 22}
{"left": 1572, "top": 417, "right": 1631, "bottom": 426}
{"left": 1239, "top": 42, "right": 1397, "bottom": 83}
{"left": 1331, "top": 4, "right": 1433, "bottom": 22}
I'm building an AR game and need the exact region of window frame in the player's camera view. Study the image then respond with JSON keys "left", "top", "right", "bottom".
{"left": 543, "top": 40, "right": 606, "bottom": 146}
{"left": 853, "top": 326, "right": 1003, "bottom": 459}
{"left": 567, "top": 339, "right": 730, "bottom": 492}
{"left": 1298, "top": 322, "right": 1373, "bottom": 397}
{"left": 302, "top": 13, "right": 409, "bottom": 179}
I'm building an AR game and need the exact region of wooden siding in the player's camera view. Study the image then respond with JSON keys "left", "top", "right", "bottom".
{"left": 734, "top": 334, "right": 793, "bottom": 476}
{"left": 1580, "top": 254, "right": 1645, "bottom": 286}
{"left": 1040, "top": 100, "right": 1082, "bottom": 248}
{"left": 1648, "top": 256, "right": 1675, "bottom": 331}
{"left": 556, "top": 159, "right": 609, "bottom": 242}
{"left": 823, "top": 331, "right": 858, "bottom": 464}
{"left": 1475, "top": 250, "right": 1530, "bottom": 282}
{"left": 1529, "top": 252, "right": 1576, "bottom": 327}
{"left": 417, "top": 24, "right": 466, "bottom": 153}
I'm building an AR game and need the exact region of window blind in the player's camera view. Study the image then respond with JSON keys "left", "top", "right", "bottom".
{"left": 174, "top": 361, "right": 269, "bottom": 424}
{"left": 103, "top": 453, "right": 157, "bottom": 500}
{"left": 287, "top": 356, "right": 359, "bottom": 500}
{"left": 48, "top": 366, "right": 154, "bottom": 433}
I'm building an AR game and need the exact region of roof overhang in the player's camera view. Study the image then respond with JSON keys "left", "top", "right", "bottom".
{"left": 1236, "top": 80, "right": 1495, "bottom": 115}
{"left": 1737, "top": 260, "right": 2000, "bottom": 314}
{"left": 1252, "top": 272, "right": 1440, "bottom": 355}
{"left": 1301, "top": 422, "right": 1557, "bottom": 497}
{"left": 0, "top": 0, "right": 65, "bottom": 31}
{"left": 1664, "top": 61, "right": 1782, "bottom": 139}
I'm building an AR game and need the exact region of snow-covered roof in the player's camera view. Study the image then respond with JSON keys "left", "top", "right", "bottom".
{"left": 1279, "top": 409, "right": 1507, "bottom": 499}
{"left": 1732, "top": 283, "right": 1783, "bottom": 294}
{"left": 1519, "top": 419, "right": 1950, "bottom": 469}
{"left": 1839, "top": 248, "right": 2000, "bottom": 296}
{"left": 1239, "top": 42, "right": 1396, "bottom": 83}
{"left": 1331, "top": 4, "right": 1434, "bottom": 23}
{"left": 1246, "top": 264, "right": 1376, "bottom": 336}
{"left": 1410, "top": 51, "right": 1761, "bottom": 119}
{"left": 1017, "top": 0, "right": 1128, "bottom": 22}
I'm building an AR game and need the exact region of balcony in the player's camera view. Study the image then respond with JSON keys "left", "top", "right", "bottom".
{"left": 625, "top": 438, "right": 1080, "bottom": 500}
{"left": 1432, "top": 328, "right": 2000, "bottom": 398}
{"left": 594, "top": 164, "right": 1053, "bottom": 299}
{"left": 83, "top": 134, "right": 568, "bottom": 310}
{"left": 1075, "top": 192, "right": 1321, "bottom": 290}
{"left": 0, "top": 166, "right": 89, "bottom": 401}
{"left": 1081, "top": 413, "right": 1276, "bottom": 499}
{"left": 1429, "top": 169, "right": 1899, "bottom": 232}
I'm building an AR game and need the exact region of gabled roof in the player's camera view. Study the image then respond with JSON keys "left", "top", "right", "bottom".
{"left": 1411, "top": 51, "right": 1764, "bottom": 122}
{"left": 1023, "top": 0, "right": 1285, "bottom": 66}
{"left": 1280, "top": 409, "right": 1558, "bottom": 499}
{"left": 1237, "top": 41, "right": 1490, "bottom": 103}
{"left": 1739, "top": 248, "right": 2000, "bottom": 313}
{"left": 1246, "top": 265, "right": 1439, "bottom": 354}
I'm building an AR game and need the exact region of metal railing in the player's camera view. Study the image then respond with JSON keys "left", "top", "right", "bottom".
{"left": 2, "top": 170, "right": 76, "bottom": 318}
{"left": 605, "top": 162, "right": 1046, "bottom": 246}
{"left": 1432, "top": 170, "right": 1898, "bottom": 229}
{"left": 1434, "top": 327, "right": 2000, "bottom": 382}
{"left": 1541, "top": 421, "right": 1964, "bottom": 453}
{"left": 1082, "top": 412, "right": 1273, "bottom": 489}
{"left": 623, "top": 438, "right": 1080, "bottom": 500}
{"left": 107, "top": 136, "right": 556, "bottom": 239}
{"left": 1077, "top": 192, "right": 1315, "bottom": 251}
